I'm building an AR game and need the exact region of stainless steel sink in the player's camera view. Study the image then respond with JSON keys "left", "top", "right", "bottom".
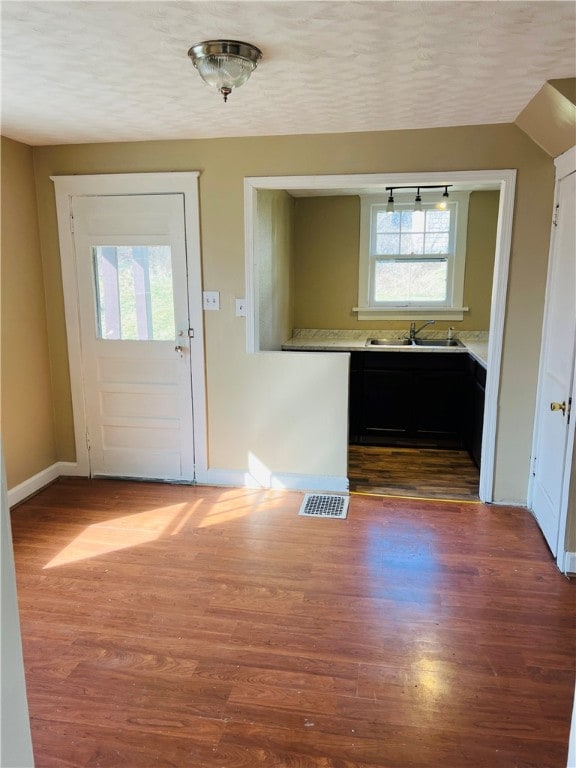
{"left": 413, "top": 338, "right": 464, "bottom": 347}
{"left": 366, "top": 338, "right": 412, "bottom": 347}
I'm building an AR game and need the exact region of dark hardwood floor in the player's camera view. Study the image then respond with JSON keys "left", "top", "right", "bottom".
{"left": 348, "top": 445, "right": 480, "bottom": 500}
{"left": 10, "top": 478, "right": 575, "bottom": 768}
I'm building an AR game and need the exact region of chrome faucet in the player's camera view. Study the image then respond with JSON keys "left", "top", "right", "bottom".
{"left": 409, "top": 320, "right": 435, "bottom": 340}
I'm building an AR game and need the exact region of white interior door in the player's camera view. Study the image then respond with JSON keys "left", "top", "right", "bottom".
{"left": 531, "top": 167, "right": 575, "bottom": 556}
{"left": 72, "top": 193, "right": 195, "bottom": 481}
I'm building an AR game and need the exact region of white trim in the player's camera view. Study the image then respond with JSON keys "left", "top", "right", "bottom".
{"left": 51, "top": 173, "right": 207, "bottom": 482}
{"left": 197, "top": 468, "right": 348, "bottom": 493}
{"left": 49, "top": 172, "right": 200, "bottom": 195}
{"left": 554, "top": 145, "right": 576, "bottom": 180}
{"left": 479, "top": 170, "right": 517, "bottom": 502}
{"left": 245, "top": 170, "right": 517, "bottom": 504}
{"left": 357, "top": 192, "right": 469, "bottom": 317}
{"left": 244, "top": 180, "right": 259, "bottom": 353}
{"left": 7, "top": 462, "right": 83, "bottom": 508}
{"left": 7, "top": 463, "right": 348, "bottom": 505}
{"left": 557, "top": 341, "right": 576, "bottom": 570}
{"left": 492, "top": 499, "right": 528, "bottom": 508}
{"left": 563, "top": 551, "right": 576, "bottom": 575}
{"left": 354, "top": 308, "right": 469, "bottom": 321}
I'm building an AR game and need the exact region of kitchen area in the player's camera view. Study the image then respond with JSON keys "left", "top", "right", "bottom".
{"left": 255, "top": 176, "right": 500, "bottom": 501}
{"left": 250, "top": 170, "right": 504, "bottom": 501}
{"left": 282, "top": 326, "right": 488, "bottom": 500}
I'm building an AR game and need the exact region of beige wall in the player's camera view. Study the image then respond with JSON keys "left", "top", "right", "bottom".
{"left": 463, "top": 190, "right": 500, "bottom": 330}
{"left": 25, "top": 123, "right": 554, "bottom": 501}
{"left": 515, "top": 80, "right": 576, "bottom": 158}
{"left": 293, "top": 196, "right": 360, "bottom": 329}
{"left": 1, "top": 136, "right": 56, "bottom": 488}
{"left": 256, "top": 189, "right": 294, "bottom": 350}
{"left": 292, "top": 190, "right": 499, "bottom": 331}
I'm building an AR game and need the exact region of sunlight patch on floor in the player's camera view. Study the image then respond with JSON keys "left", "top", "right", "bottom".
{"left": 196, "top": 485, "right": 288, "bottom": 528}
{"left": 43, "top": 502, "right": 192, "bottom": 569}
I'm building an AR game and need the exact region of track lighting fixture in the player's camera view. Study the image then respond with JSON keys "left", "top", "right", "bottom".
{"left": 414, "top": 188, "right": 423, "bottom": 212}
{"left": 385, "top": 185, "right": 452, "bottom": 212}
{"left": 437, "top": 185, "right": 451, "bottom": 210}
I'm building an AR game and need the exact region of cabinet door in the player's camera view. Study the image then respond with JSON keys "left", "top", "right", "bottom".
{"left": 414, "top": 369, "right": 467, "bottom": 443}
{"left": 361, "top": 369, "right": 413, "bottom": 439}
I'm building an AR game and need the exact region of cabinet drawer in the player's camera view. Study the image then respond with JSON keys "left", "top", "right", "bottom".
{"left": 361, "top": 351, "right": 467, "bottom": 372}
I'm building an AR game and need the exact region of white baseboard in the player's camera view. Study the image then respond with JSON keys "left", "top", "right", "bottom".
{"left": 8, "top": 461, "right": 82, "bottom": 508}
{"left": 563, "top": 551, "right": 576, "bottom": 575}
{"left": 8, "top": 463, "right": 348, "bottom": 507}
{"left": 197, "top": 468, "right": 349, "bottom": 494}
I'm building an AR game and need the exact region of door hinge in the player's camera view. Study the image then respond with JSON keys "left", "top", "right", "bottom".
{"left": 187, "top": 328, "right": 194, "bottom": 338}
{"left": 85, "top": 430, "right": 90, "bottom": 452}
{"left": 552, "top": 204, "right": 559, "bottom": 228}
{"left": 70, "top": 211, "right": 75, "bottom": 233}
{"left": 567, "top": 397, "right": 572, "bottom": 425}
{"left": 531, "top": 455, "right": 537, "bottom": 477}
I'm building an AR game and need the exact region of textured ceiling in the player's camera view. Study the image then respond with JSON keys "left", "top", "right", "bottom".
{"left": 1, "top": 1, "right": 575, "bottom": 146}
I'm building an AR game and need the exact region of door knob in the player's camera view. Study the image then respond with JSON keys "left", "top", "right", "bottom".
{"left": 174, "top": 345, "right": 184, "bottom": 358}
{"left": 550, "top": 401, "right": 566, "bottom": 415}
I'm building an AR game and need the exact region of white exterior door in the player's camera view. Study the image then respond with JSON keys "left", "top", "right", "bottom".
{"left": 531, "top": 162, "right": 575, "bottom": 558}
{"left": 71, "top": 192, "right": 195, "bottom": 481}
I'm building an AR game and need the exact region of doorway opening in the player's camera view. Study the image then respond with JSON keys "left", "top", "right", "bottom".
{"left": 52, "top": 172, "right": 208, "bottom": 483}
{"left": 245, "top": 170, "right": 516, "bottom": 502}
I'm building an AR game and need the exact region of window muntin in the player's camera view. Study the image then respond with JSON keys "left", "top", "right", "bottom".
{"left": 92, "top": 245, "right": 175, "bottom": 340}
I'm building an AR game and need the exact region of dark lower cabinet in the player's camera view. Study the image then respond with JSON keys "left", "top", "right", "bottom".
{"left": 349, "top": 352, "right": 469, "bottom": 449}
{"left": 362, "top": 369, "right": 412, "bottom": 438}
{"left": 349, "top": 350, "right": 487, "bottom": 462}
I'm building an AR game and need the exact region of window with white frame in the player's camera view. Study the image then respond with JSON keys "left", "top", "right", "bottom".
{"left": 357, "top": 192, "right": 470, "bottom": 319}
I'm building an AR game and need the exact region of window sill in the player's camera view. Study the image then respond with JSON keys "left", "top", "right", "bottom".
{"left": 353, "top": 307, "right": 468, "bottom": 321}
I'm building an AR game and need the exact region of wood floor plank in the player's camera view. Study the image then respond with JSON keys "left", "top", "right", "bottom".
{"left": 10, "top": 478, "right": 575, "bottom": 768}
{"left": 349, "top": 445, "right": 480, "bottom": 499}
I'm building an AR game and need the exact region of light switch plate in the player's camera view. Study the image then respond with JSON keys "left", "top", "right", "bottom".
{"left": 203, "top": 291, "right": 220, "bottom": 310}
{"left": 235, "top": 298, "right": 247, "bottom": 317}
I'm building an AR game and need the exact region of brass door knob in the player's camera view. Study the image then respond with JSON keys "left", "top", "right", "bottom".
{"left": 550, "top": 401, "right": 566, "bottom": 415}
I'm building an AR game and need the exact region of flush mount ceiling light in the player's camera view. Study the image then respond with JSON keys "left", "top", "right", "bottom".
{"left": 385, "top": 185, "right": 452, "bottom": 212}
{"left": 187, "top": 40, "right": 262, "bottom": 102}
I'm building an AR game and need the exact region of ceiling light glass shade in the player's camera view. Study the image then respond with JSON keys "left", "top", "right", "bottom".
{"left": 188, "top": 40, "right": 262, "bottom": 101}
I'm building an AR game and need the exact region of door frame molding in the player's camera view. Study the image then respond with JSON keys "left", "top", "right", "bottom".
{"left": 528, "top": 146, "right": 576, "bottom": 572}
{"left": 51, "top": 172, "right": 207, "bottom": 481}
{"left": 245, "top": 169, "right": 517, "bottom": 503}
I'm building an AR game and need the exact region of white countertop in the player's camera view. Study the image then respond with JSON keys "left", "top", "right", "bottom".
{"left": 282, "top": 333, "right": 488, "bottom": 367}
{"left": 462, "top": 341, "right": 489, "bottom": 368}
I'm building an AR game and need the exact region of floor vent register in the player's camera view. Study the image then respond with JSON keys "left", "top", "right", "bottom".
{"left": 298, "top": 494, "right": 349, "bottom": 519}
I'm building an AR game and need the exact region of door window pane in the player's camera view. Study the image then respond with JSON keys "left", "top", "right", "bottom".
{"left": 93, "top": 246, "right": 175, "bottom": 340}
